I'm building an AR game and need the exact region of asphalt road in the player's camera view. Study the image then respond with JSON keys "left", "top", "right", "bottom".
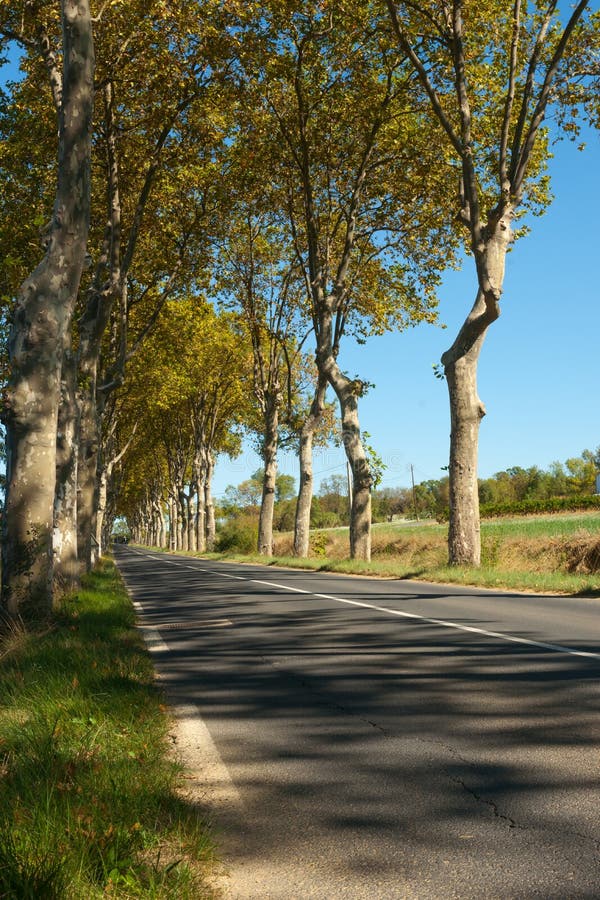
{"left": 114, "top": 545, "right": 600, "bottom": 899}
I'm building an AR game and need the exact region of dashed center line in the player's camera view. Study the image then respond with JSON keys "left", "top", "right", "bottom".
{"left": 127, "top": 548, "right": 600, "bottom": 662}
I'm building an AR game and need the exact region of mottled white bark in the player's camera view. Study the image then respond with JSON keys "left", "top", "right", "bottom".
{"left": 95, "top": 464, "right": 108, "bottom": 558}
{"left": 257, "top": 399, "right": 278, "bottom": 556}
{"left": 53, "top": 346, "right": 79, "bottom": 599}
{"left": 1, "top": 1, "right": 94, "bottom": 617}
{"left": 194, "top": 462, "right": 207, "bottom": 553}
{"left": 76, "top": 81, "right": 121, "bottom": 573}
{"left": 442, "top": 217, "right": 510, "bottom": 565}
{"left": 187, "top": 495, "right": 195, "bottom": 551}
{"left": 157, "top": 505, "right": 166, "bottom": 548}
{"left": 168, "top": 498, "right": 177, "bottom": 550}
{"left": 333, "top": 371, "right": 372, "bottom": 562}
{"left": 317, "top": 310, "right": 373, "bottom": 561}
{"left": 293, "top": 376, "right": 327, "bottom": 557}
{"left": 205, "top": 456, "right": 216, "bottom": 550}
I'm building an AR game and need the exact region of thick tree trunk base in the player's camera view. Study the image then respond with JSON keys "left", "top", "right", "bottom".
{"left": 445, "top": 355, "right": 485, "bottom": 567}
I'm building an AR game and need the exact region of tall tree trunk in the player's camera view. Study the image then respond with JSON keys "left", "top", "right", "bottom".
{"left": 1, "top": 2, "right": 94, "bottom": 618}
{"left": 257, "top": 400, "right": 278, "bottom": 555}
{"left": 194, "top": 468, "right": 207, "bottom": 553}
{"left": 188, "top": 495, "right": 196, "bottom": 551}
{"left": 178, "top": 490, "right": 188, "bottom": 551}
{"left": 442, "top": 217, "right": 510, "bottom": 566}
{"left": 102, "top": 516, "right": 113, "bottom": 551}
{"left": 168, "top": 498, "right": 177, "bottom": 550}
{"left": 337, "top": 379, "right": 372, "bottom": 562}
{"left": 316, "top": 303, "right": 372, "bottom": 560}
{"left": 76, "top": 81, "right": 122, "bottom": 572}
{"left": 157, "top": 504, "right": 166, "bottom": 548}
{"left": 205, "top": 455, "right": 216, "bottom": 550}
{"left": 444, "top": 334, "right": 486, "bottom": 566}
{"left": 95, "top": 461, "right": 109, "bottom": 559}
{"left": 321, "top": 355, "right": 372, "bottom": 561}
{"left": 53, "top": 345, "right": 79, "bottom": 599}
{"left": 76, "top": 400, "right": 100, "bottom": 571}
{"left": 294, "top": 376, "right": 327, "bottom": 557}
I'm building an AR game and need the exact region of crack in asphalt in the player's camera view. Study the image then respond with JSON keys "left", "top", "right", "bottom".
{"left": 416, "top": 736, "right": 600, "bottom": 854}
{"left": 123, "top": 550, "right": 600, "bottom": 861}
{"left": 256, "top": 652, "right": 388, "bottom": 734}
{"left": 453, "top": 777, "right": 522, "bottom": 830}
{"left": 455, "top": 775, "right": 600, "bottom": 855}
{"left": 255, "top": 653, "right": 600, "bottom": 853}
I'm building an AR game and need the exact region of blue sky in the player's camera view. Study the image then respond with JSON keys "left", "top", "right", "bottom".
{"left": 217, "top": 130, "right": 600, "bottom": 497}
{"left": 2, "top": 46, "right": 599, "bottom": 501}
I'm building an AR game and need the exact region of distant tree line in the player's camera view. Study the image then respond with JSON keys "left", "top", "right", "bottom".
{"left": 217, "top": 447, "right": 600, "bottom": 546}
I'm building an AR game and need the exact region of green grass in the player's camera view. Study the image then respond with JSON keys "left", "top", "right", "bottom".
{"left": 192, "top": 552, "right": 599, "bottom": 595}
{"left": 0, "top": 559, "right": 218, "bottom": 899}
{"left": 145, "top": 511, "right": 600, "bottom": 595}
{"left": 370, "top": 512, "right": 600, "bottom": 540}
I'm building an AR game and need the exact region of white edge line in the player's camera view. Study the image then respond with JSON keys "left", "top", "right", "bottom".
{"left": 259, "top": 586, "right": 600, "bottom": 661}
{"left": 172, "top": 704, "right": 243, "bottom": 808}
{"left": 130, "top": 597, "right": 170, "bottom": 653}
{"left": 122, "top": 555, "right": 242, "bottom": 807}
{"left": 126, "top": 549, "right": 600, "bottom": 662}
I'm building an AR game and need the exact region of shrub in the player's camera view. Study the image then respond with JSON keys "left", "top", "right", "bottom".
{"left": 215, "top": 517, "right": 258, "bottom": 553}
{"left": 309, "top": 531, "right": 329, "bottom": 557}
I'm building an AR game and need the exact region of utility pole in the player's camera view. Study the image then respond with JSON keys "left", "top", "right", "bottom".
{"left": 410, "top": 464, "right": 419, "bottom": 521}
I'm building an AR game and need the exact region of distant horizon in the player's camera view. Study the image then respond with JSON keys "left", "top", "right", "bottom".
{"left": 213, "top": 437, "right": 600, "bottom": 500}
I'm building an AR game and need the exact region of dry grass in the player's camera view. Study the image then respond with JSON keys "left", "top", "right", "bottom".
{"left": 149, "top": 512, "right": 600, "bottom": 594}
{"left": 497, "top": 531, "right": 600, "bottom": 575}
{"left": 267, "top": 513, "right": 600, "bottom": 594}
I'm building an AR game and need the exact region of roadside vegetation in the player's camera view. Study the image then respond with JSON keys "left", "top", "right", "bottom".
{"left": 151, "top": 512, "right": 600, "bottom": 597}
{"left": 0, "top": 559, "right": 218, "bottom": 899}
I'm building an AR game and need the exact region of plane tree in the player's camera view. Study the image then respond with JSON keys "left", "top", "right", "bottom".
{"left": 74, "top": 0, "right": 233, "bottom": 570}
{"left": 0, "top": 0, "right": 236, "bottom": 591}
{"left": 385, "top": 0, "right": 594, "bottom": 565}
{"left": 117, "top": 299, "right": 251, "bottom": 551}
{"left": 234, "top": 0, "right": 457, "bottom": 559}
{"left": 0, "top": 0, "right": 94, "bottom": 617}
{"left": 215, "top": 184, "right": 313, "bottom": 555}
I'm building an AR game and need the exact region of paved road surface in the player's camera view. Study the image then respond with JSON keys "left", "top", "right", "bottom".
{"left": 114, "top": 546, "right": 600, "bottom": 899}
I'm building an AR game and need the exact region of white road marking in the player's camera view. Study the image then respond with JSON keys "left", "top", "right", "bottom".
{"left": 305, "top": 590, "right": 600, "bottom": 661}
{"left": 251, "top": 579, "right": 314, "bottom": 595}
{"left": 126, "top": 548, "right": 600, "bottom": 661}
{"left": 135, "top": 551, "right": 246, "bottom": 579}
{"left": 137, "top": 625, "right": 170, "bottom": 653}
{"left": 172, "top": 704, "right": 243, "bottom": 808}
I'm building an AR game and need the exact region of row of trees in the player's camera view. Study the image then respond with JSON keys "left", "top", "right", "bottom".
{"left": 1, "top": 0, "right": 235, "bottom": 615}
{"left": 1, "top": 0, "right": 598, "bottom": 619}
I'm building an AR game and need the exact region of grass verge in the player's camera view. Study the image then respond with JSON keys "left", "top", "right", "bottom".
{"left": 143, "top": 511, "right": 600, "bottom": 595}
{"left": 0, "top": 558, "right": 218, "bottom": 899}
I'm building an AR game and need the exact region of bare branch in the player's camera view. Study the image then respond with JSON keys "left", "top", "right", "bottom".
{"left": 499, "top": 0, "right": 522, "bottom": 196}
{"left": 509, "top": 0, "right": 559, "bottom": 184}
{"left": 121, "top": 93, "right": 195, "bottom": 277}
{"left": 512, "top": 0, "right": 589, "bottom": 198}
{"left": 450, "top": 0, "right": 481, "bottom": 241}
